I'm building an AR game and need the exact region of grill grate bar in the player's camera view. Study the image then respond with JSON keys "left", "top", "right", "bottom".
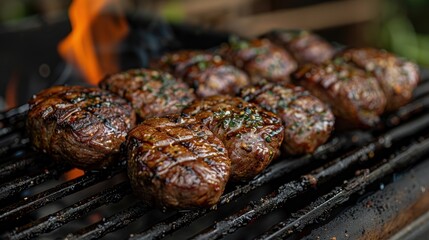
{"left": 0, "top": 165, "right": 69, "bottom": 201}
{"left": 0, "top": 126, "right": 24, "bottom": 140}
{"left": 2, "top": 182, "right": 131, "bottom": 240}
{"left": 383, "top": 95, "right": 429, "bottom": 128}
{"left": 412, "top": 80, "right": 429, "bottom": 99}
{"left": 303, "top": 111, "right": 429, "bottom": 186}
{"left": 0, "top": 168, "right": 124, "bottom": 223}
{"left": 189, "top": 114, "right": 429, "bottom": 239}
{"left": 67, "top": 202, "right": 149, "bottom": 240}
{"left": 0, "top": 136, "right": 29, "bottom": 159}
{"left": 0, "top": 104, "right": 28, "bottom": 122}
{"left": 0, "top": 153, "right": 38, "bottom": 180}
{"left": 0, "top": 106, "right": 28, "bottom": 139}
{"left": 257, "top": 135, "right": 429, "bottom": 240}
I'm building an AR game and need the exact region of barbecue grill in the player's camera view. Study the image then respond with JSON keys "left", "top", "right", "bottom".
{"left": 2, "top": 16, "right": 429, "bottom": 240}
{"left": 1, "top": 74, "right": 429, "bottom": 240}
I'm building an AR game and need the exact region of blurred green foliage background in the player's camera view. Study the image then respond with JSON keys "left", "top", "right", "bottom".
{"left": 378, "top": 0, "right": 429, "bottom": 66}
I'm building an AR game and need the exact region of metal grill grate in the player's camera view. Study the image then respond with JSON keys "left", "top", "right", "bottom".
{"left": 0, "top": 73, "right": 429, "bottom": 240}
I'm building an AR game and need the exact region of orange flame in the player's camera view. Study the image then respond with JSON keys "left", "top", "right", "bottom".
{"left": 58, "top": 0, "right": 129, "bottom": 85}
{"left": 63, "top": 168, "right": 85, "bottom": 180}
{"left": 5, "top": 72, "right": 18, "bottom": 109}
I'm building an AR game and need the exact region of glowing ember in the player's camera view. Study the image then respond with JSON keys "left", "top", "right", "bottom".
{"left": 5, "top": 72, "right": 18, "bottom": 109}
{"left": 58, "top": 0, "right": 129, "bottom": 85}
{"left": 63, "top": 168, "right": 85, "bottom": 180}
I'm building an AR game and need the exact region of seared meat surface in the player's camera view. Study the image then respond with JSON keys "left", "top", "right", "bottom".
{"left": 183, "top": 96, "right": 284, "bottom": 181}
{"left": 99, "top": 69, "right": 195, "bottom": 119}
{"left": 262, "top": 30, "right": 335, "bottom": 65}
{"left": 338, "top": 48, "right": 420, "bottom": 111}
{"left": 182, "top": 57, "right": 250, "bottom": 97}
{"left": 150, "top": 50, "right": 214, "bottom": 76}
{"left": 240, "top": 83, "right": 334, "bottom": 155}
{"left": 294, "top": 60, "right": 386, "bottom": 128}
{"left": 26, "top": 86, "right": 136, "bottom": 169}
{"left": 126, "top": 114, "right": 231, "bottom": 208}
{"left": 218, "top": 38, "right": 297, "bottom": 84}
{"left": 152, "top": 51, "right": 249, "bottom": 97}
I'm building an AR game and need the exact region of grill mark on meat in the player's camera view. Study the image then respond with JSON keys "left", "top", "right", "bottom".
{"left": 154, "top": 122, "right": 223, "bottom": 161}
{"left": 294, "top": 60, "right": 386, "bottom": 128}
{"left": 150, "top": 50, "right": 214, "bottom": 76}
{"left": 218, "top": 37, "right": 297, "bottom": 85}
{"left": 133, "top": 119, "right": 226, "bottom": 178}
{"left": 126, "top": 115, "right": 230, "bottom": 208}
{"left": 184, "top": 59, "right": 250, "bottom": 97}
{"left": 183, "top": 96, "right": 284, "bottom": 181}
{"left": 99, "top": 69, "right": 196, "bottom": 119}
{"left": 50, "top": 91, "right": 127, "bottom": 137}
{"left": 152, "top": 51, "right": 250, "bottom": 97}
{"left": 27, "top": 86, "right": 136, "bottom": 169}
{"left": 43, "top": 91, "right": 126, "bottom": 137}
{"left": 262, "top": 30, "right": 335, "bottom": 65}
{"left": 240, "top": 83, "right": 334, "bottom": 154}
{"left": 337, "top": 48, "right": 420, "bottom": 111}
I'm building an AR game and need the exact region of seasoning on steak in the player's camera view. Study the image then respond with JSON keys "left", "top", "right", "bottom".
{"left": 338, "top": 48, "right": 420, "bottom": 111}
{"left": 218, "top": 37, "right": 297, "bottom": 84}
{"left": 181, "top": 58, "right": 250, "bottom": 97}
{"left": 240, "top": 83, "right": 335, "bottom": 155}
{"left": 262, "top": 30, "right": 335, "bottom": 65}
{"left": 26, "top": 85, "right": 136, "bottom": 169}
{"left": 150, "top": 50, "right": 214, "bottom": 76}
{"left": 99, "top": 68, "right": 196, "bottom": 119}
{"left": 152, "top": 51, "right": 250, "bottom": 97}
{"left": 126, "top": 114, "right": 231, "bottom": 208}
{"left": 294, "top": 59, "right": 387, "bottom": 128}
{"left": 182, "top": 96, "right": 284, "bottom": 181}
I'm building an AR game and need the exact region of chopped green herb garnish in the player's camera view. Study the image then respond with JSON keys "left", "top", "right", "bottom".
{"left": 214, "top": 106, "right": 263, "bottom": 130}
{"left": 198, "top": 61, "right": 208, "bottom": 71}
{"left": 230, "top": 36, "right": 250, "bottom": 50}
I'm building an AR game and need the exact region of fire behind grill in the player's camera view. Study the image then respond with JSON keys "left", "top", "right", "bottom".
{"left": 0, "top": 72, "right": 428, "bottom": 240}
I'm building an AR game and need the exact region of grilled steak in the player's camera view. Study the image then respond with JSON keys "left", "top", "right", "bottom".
{"left": 182, "top": 96, "right": 284, "bottom": 181}
{"left": 150, "top": 50, "right": 214, "bottom": 76}
{"left": 240, "top": 83, "right": 335, "bottom": 155}
{"left": 262, "top": 30, "right": 335, "bottom": 65}
{"left": 294, "top": 60, "right": 386, "bottom": 128}
{"left": 218, "top": 37, "right": 297, "bottom": 84}
{"left": 99, "top": 69, "right": 195, "bottom": 119}
{"left": 126, "top": 114, "right": 231, "bottom": 208}
{"left": 26, "top": 86, "right": 136, "bottom": 169}
{"left": 181, "top": 58, "right": 250, "bottom": 97}
{"left": 338, "top": 48, "right": 420, "bottom": 111}
{"left": 152, "top": 51, "right": 250, "bottom": 97}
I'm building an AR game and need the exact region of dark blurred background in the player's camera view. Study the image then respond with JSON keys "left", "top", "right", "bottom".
{"left": 1, "top": 0, "right": 428, "bottom": 111}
